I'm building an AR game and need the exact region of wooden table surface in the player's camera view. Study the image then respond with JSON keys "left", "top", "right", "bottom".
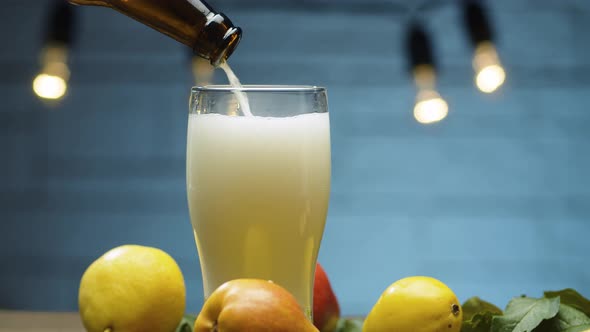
{"left": 0, "top": 311, "right": 84, "bottom": 332}
{"left": 0, "top": 311, "right": 363, "bottom": 331}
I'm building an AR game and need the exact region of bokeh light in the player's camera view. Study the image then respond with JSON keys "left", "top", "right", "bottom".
{"left": 32, "top": 45, "right": 70, "bottom": 102}
{"left": 476, "top": 64, "right": 506, "bottom": 93}
{"left": 32, "top": 73, "right": 68, "bottom": 100}
{"left": 472, "top": 42, "right": 506, "bottom": 94}
{"left": 414, "top": 94, "right": 449, "bottom": 124}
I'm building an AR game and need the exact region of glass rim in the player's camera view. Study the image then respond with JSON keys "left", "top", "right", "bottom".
{"left": 191, "top": 85, "right": 326, "bottom": 93}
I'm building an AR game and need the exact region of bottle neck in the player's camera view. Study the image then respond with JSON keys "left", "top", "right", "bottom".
{"left": 69, "top": 0, "right": 241, "bottom": 65}
{"left": 193, "top": 13, "right": 241, "bottom": 66}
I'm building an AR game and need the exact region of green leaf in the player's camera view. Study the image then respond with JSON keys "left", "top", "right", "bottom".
{"left": 175, "top": 314, "right": 197, "bottom": 332}
{"left": 336, "top": 318, "right": 364, "bottom": 332}
{"left": 535, "top": 304, "right": 590, "bottom": 332}
{"left": 462, "top": 311, "right": 497, "bottom": 332}
{"left": 461, "top": 297, "right": 503, "bottom": 332}
{"left": 545, "top": 289, "right": 590, "bottom": 317}
{"left": 561, "top": 325, "right": 590, "bottom": 332}
{"left": 491, "top": 297, "right": 560, "bottom": 332}
{"left": 553, "top": 304, "right": 590, "bottom": 329}
{"left": 463, "top": 297, "right": 503, "bottom": 321}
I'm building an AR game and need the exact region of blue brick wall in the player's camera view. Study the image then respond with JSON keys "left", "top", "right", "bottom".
{"left": 1, "top": 0, "right": 589, "bottom": 315}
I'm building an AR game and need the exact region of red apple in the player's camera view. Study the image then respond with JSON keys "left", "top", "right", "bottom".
{"left": 313, "top": 263, "right": 341, "bottom": 332}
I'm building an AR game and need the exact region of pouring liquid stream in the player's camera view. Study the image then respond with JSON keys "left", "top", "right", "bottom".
{"left": 219, "top": 62, "right": 253, "bottom": 117}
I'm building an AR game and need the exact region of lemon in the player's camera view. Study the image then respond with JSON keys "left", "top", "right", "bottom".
{"left": 78, "top": 245, "right": 186, "bottom": 332}
{"left": 363, "top": 276, "right": 462, "bottom": 332}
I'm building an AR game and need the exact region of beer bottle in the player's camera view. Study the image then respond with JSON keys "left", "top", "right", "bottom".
{"left": 69, "top": 0, "right": 241, "bottom": 66}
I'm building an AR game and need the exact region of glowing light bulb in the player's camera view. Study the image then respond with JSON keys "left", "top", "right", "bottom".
{"left": 473, "top": 42, "right": 506, "bottom": 93}
{"left": 32, "top": 44, "right": 70, "bottom": 101}
{"left": 33, "top": 74, "right": 67, "bottom": 100}
{"left": 476, "top": 64, "right": 505, "bottom": 93}
{"left": 414, "top": 90, "right": 449, "bottom": 124}
{"left": 192, "top": 56, "right": 215, "bottom": 86}
{"left": 411, "top": 65, "right": 449, "bottom": 124}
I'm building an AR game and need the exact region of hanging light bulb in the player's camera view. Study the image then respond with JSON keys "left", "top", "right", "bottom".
{"left": 33, "top": 1, "right": 75, "bottom": 101}
{"left": 414, "top": 94, "right": 449, "bottom": 124}
{"left": 33, "top": 45, "right": 70, "bottom": 100}
{"left": 473, "top": 42, "right": 505, "bottom": 93}
{"left": 191, "top": 54, "right": 215, "bottom": 86}
{"left": 412, "top": 65, "right": 448, "bottom": 124}
{"left": 463, "top": 0, "right": 506, "bottom": 94}
{"left": 406, "top": 23, "right": 449, "bottom": 125}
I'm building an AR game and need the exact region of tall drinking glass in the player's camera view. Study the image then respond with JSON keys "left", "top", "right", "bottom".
{"left": 186, "top": 85, "right": 331, "bottom": 318}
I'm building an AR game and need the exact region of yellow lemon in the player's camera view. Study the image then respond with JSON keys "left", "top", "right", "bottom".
{"left": 78, "top": 245, "right": 186, "bottom": 332}
{"left": 363, "top": 276, "right": 462, "bottom": 332}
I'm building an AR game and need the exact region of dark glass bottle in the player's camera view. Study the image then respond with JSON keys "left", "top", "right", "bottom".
{"left": 69, "top": 0, "right": 242, "bottom": 66}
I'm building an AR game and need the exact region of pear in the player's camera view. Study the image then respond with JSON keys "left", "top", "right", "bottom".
{"left": 195, "top": 279, "right": 319, "bottom": 332}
